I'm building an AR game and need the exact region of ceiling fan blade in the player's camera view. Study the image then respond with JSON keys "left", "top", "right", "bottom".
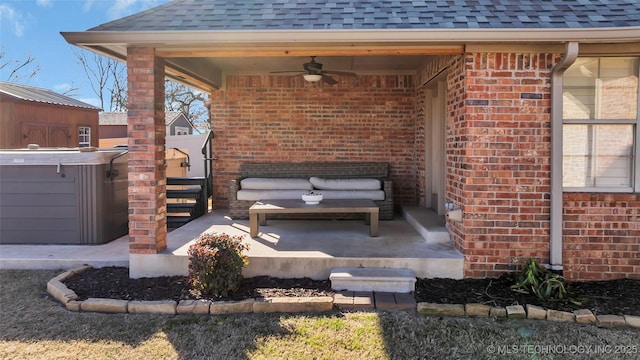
{"left": 270, "top": 70, "right": 305, "bottom": 74}
{"left": 305, "top": 64, "right": 323, "bottom": 73}
{"left": 321, "top": 74, "right": 338, "bottom": 85}
{"left": 323, "top": 70, "right": 358, "bottom": 77}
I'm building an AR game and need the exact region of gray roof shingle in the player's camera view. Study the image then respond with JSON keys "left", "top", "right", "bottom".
{"left": 0, "top": 81, "right": 101, "bottom": 110}
{"left": 88, "top": 0, "right": 640, "bottom": 31}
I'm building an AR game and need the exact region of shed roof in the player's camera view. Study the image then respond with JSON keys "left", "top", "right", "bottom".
{"left": 99, "top": 111, "right": 186, "bottom": 126}
{"left": 0, "top": 81, "right": 101, "bottom": 110}
{"left": 90, "top": 0, "right": 640, "bottom": 31}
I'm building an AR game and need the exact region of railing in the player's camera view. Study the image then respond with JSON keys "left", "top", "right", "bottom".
{"left": 169, "top": 147, "right": 191, "bottom": 170}
{"left": 200, "top": 130, "right": 215, "bottom": 209}
{"left": 106, "top": 150, "right": 129, "bottom": 180}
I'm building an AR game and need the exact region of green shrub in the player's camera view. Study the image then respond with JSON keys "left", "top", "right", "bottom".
{"left": 510, "top": 258, "right": 568, "bottom": 302}
{"left": 187, "top": 232, "right": 249, "bottom": 298}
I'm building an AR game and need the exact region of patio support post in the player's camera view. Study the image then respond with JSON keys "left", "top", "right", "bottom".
{"left": 549, "top": 42, "right": 578, "bottom": 270}
{"left": 126, "top": 47, "right": 167, "bottom": 255}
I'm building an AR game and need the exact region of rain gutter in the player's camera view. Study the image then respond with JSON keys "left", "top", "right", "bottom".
{"left": 61, "top": 27, "right": 640, "bottom": 46}
{"left": 549, "top": 42, "right": 579, "bottom": 271}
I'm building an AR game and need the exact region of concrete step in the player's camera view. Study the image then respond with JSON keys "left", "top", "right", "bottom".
{"left": 402, "top": 206, "right": 451, "bottom": 244}
{"left": 329, "top": 267, "right": 416, "bottom": 293}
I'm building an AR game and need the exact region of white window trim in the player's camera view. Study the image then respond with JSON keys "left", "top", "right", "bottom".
{"left": 562, "top": 56, "right": 640, "bottom": 193}
{"left": 78, "top": 126, "right": 91, "bottom": 148}
{"left": 174, "top": 126, "right": 190, "bottom": 135}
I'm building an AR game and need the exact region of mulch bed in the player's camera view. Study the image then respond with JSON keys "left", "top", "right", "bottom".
{"left": 62, "top": 267, "right": 640, "bottom": 316}
{"left": 63, "top": 267, "right": 335, "bottom": 302}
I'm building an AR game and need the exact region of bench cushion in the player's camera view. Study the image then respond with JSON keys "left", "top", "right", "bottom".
{"left": 237, "top": 189, "right": 310, "bottom": 201}
{"left": 310, "top": 177, "right": 381, "bottom": 190}
{"left": 240, "top": 177, "right": 313, "bottom": 190}
{"left": 237, "top": 189, "right": 385, "bottom": 201}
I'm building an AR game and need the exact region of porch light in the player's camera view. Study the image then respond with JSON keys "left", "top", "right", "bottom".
{"left": 303, "top": 74, "right": 322, "bottom": 82}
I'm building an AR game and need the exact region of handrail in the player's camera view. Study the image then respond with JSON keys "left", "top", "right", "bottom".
{"left": 200, "top": 130, "right": 214, "bottom": 210}
{"left": 106, "top": 150, "right": 129, "bottom": 180}
{"left": 169, "top": 147, "right": 190, "bottom": 170}
{"left": 200, "top": 130, "right": 213, "bottom": 156}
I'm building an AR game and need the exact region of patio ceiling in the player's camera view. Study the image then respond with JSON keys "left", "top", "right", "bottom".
{"left": 61, "top": 32, "right": 467, "bottom": 91}
{"left": 62, "top": 28, "right": 640, "bottom": 92}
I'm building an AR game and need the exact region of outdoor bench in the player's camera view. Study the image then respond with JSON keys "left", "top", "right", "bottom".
{"left": 228, "top": 162, "right": 394, "bottom": 220}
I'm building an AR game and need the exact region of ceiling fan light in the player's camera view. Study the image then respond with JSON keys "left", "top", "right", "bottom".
{"left": 303, "top": 74, "right": 322, "bottom": 82}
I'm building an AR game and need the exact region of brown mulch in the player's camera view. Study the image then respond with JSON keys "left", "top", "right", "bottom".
{"left": 62, "top": 267, "right": 640, "bottom": 316}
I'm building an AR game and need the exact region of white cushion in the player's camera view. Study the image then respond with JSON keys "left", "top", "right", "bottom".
{"left": 309, "top": 177, "right": 381, "bottom": 190}
{"left": 240, "top": 177, "right": 313, "bottom": 190}
{"left": 237, "top": 189, "right": 385, "bottom": 201}
{"left": 237, "top": 189, "right": 310, "bottom": 201}
{"left": 319, "top": 190, "right": 385, "bottom": 201}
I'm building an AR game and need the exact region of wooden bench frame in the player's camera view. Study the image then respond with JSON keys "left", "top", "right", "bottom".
{"left": 249, "top": 199, "right": 379, "bottom": 237}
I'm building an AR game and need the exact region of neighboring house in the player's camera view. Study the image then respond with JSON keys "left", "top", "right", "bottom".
{"left": 0, "top": 81, "right": 101, "bottom": 148}
{"left": 99, "top": 111, "right": 195, "bottom": 138}
{"left": 62, "top": 0, "right": 640, "bottom": 281}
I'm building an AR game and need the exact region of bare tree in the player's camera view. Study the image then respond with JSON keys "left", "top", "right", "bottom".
{"left": 60, "top": 81, "right": 80, "bottom": 97}
{"left": 165, "top": 80, "right": 210, "bottom": 132}
{"left": 0, "top": 48, "right": 40, "bottom": 83}
{"left": 74, "top": 49, "right": 209, "bottom": 130}
{"left": 75, "top": 49, "right": 126, "bottom": 111}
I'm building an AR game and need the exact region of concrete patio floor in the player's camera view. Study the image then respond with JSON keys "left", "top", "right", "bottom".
{"left": 0, "top": 207, "right": 464, "bottom": 280}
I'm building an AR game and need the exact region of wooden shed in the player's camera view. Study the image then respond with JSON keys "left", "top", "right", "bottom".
{"left": 0, "top": 81, "right": 101, "bottom": 149}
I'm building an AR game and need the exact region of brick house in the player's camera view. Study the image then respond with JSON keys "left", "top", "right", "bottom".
{"left": 99, "top": 111, "right": 196, "bottom": 138}
{"left": 62, "top": 0, "right": 640, "bottom": 280}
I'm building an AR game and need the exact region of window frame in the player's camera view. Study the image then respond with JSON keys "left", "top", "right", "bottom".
{"left": 78, "top": 126, "right": 91, "bottom": 148}
{"left": 174, "top": 126, "right": 190, "bottom": 136}
{"left": 562, "top": 56, "right": 640, "bottom": 193}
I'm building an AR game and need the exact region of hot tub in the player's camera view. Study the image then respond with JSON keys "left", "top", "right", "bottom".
{"left": 0, "top": 147, "right": 129, "bottom": 244}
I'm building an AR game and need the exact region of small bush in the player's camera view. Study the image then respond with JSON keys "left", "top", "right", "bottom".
{"left": 187, "top": 232, "right": 249, "bottom": 298}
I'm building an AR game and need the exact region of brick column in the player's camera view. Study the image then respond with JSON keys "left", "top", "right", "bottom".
{"left": 126, "top": 47, "right": 167, "bottom": 254}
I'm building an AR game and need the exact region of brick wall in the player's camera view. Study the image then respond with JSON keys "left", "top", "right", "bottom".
{"left": 415, "top": 85, "right": 426, "bottom": 207}
{"left": 451, "top": 53, "right": 556, "bottom": 278}
{"left": 126, "top": 47, "right": 167, "bottom": 254}
{"left": 445, "top": 55, "right": 468, "bottom": 255}
{"left": 563, "top": 193, "right": 640, "bottom": 280}
{"left": 437, "top": 52, "right": 639, "bottom": 280}
{"left": 209, "top": 75, "right": 417, "bottom": 209}
{"left": 202, "top": 54, "right": 638, "bottom": 281}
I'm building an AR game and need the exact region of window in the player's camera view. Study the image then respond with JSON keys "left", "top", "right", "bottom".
{"left": 78, "top": 126, "right": 91, "bottom": 148}
{"left": 174, "top": 126, "right": 189, "bottom": 135}
{"left": 563, "top": 57, "right": 639, "bottom": 192}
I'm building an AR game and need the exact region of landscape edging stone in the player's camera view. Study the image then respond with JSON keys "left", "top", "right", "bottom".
{"left": 47, "top": 269, "right": 637, "bottom": 329}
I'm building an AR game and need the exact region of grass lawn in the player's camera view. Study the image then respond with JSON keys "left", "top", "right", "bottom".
{"left": 1, "top": 270, "right": 638, "bottom": 360}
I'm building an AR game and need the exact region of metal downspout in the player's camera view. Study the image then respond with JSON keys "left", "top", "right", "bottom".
{"left": 549, "top": 42, "right": 579, "bottom": 271}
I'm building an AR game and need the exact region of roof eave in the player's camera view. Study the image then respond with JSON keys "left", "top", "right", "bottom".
{"left": 61, "top": 27, "right": 640, "bottom": 47}
{"left": 61, "top": 27, "right": 640, "bottom": 92}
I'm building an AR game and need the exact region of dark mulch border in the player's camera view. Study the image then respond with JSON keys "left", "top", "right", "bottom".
{"left": 62, "top": 267, "right": 640, "bottom": 316}
{"left": 414, "top": 275, "right": 640, "bottom": 316}
{"left": 63, "top": 267, "right": 335, "bottom": 302}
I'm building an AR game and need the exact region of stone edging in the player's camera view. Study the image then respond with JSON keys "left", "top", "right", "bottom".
{"left": 416, "top": 303, "right": 639, "bottom": 329}
{"left": 48, "top": 267, "right": 640, "bottom": 330}
{"left": 47, "top": 266, "right": 333, "bottom": 315}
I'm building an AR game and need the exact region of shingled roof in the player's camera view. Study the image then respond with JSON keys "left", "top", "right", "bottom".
{"left": 90, "top": 0, "right": 640, "bottom": 31}
{"left": 0, "top": 81, "right": 101, "bottom": 110}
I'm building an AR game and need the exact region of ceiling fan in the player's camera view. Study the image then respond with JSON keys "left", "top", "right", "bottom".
{"left": 270, "top": 56, "right": 357, "bottom": 85}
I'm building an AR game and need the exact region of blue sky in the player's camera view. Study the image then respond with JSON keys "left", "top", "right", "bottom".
{"left": 1, "top": 0, "right": 170, "bottom": 108}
